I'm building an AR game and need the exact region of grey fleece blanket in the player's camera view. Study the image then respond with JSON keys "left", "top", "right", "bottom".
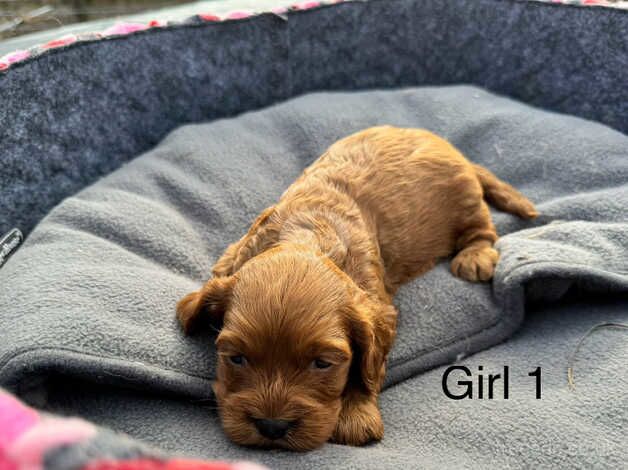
{"left": 36, "top": 296, "right": 628, "bottom": 469}
{"left": 0, "top": 86, "right": 627, "bottom": 467}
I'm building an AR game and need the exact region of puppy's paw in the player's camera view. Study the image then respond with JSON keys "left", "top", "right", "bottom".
{"left": 451, "top": 245, "right": 499, "bottom": 282}
{"left": 331, "top": 395, "right": 383, "bottom": 446}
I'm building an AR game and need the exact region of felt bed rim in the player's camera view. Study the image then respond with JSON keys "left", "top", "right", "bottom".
{"left": 1, "top": 0, "right": 626, "bottom": 73}
{"left": 1, "top": 0, "right": 627, "bottom": 237}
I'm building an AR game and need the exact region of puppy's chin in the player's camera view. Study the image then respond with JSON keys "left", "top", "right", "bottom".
{"left": 213, "top": 382, "right": 341, "bottom": 451}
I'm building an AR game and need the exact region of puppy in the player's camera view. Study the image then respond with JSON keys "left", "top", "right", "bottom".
{"left": 177, "top": 126, "right": 537, "bottom": 451}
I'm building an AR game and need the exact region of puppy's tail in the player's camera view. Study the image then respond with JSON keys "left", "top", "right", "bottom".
{"left": 473, "top": 164, "right": 538, "bottom": 219}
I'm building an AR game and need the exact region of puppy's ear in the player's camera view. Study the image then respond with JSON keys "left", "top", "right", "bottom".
{"left": 176, "top": 276, "right": 236, "bottom": 334}
{"left": 345, "top": 296, "right": 397, "bottom": 396}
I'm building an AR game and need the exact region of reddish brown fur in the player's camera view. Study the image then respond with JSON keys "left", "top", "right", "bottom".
{"left": 177, "top": 127, "right": 537, "bottom": 450}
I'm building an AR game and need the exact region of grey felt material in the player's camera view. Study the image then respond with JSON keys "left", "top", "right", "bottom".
{"left": 1, "top": 85, "right": 626, "bottom": 408}
{"left": 39, "top": 296, "right": 628, "bottom": 468}
{"left": 1, "top": 0, "right": 627, "bottom": 236}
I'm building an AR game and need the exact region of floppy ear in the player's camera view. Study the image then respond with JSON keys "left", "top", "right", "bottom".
{"left": 176, "top": 276, "right": 236, "bottom": 334}
{"left": 332, "top": 295, "right": 397, "bottom": 445}
{"left": 345, "top": 295, "right": 398, "bottom": 396}
{"left": 212, "top": 206, "right": 277, "bottom": 277}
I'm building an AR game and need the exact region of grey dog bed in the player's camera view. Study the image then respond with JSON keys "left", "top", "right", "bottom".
{"left": 0, "top": 86, "right": 626, "bottom": 467}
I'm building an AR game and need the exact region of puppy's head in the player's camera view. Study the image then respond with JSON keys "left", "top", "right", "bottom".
{"left": 177, "top": 246, "right": 395, "bottom": 450}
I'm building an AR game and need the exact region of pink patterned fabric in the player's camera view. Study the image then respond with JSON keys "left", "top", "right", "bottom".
{"left": 101, "top": 20, "right": 165, "bottom": 37}
{"left": 0, "top": 391, "right": 39, "bottom": 445}
{"left": 8, "top": 418, "right": 96, "bottom": 469}
{"left": 199, "top": 14, "right": 221, "bottom": 22}
{"left": 0, "top": 388, "right": 268, "bottom": 470}
{"left": 102, "top": 23, "right": 151, "bottom": 37}
{"left": 292, "top": 1, "right": 323, "bottom": 9}
{"left": 0, "top": 389, "right": 96, "bottom": 470}
{"left": 1, "top": 50, "right": 30, "bottom": 65}
{"left": 41, "top": 34, "right": 78, "bottom": 50}
{"left": 225, "top": 11, "right": 253, "bottom": 20}
{"left": 270, "top": 6, "right": 290, "bottom": 15}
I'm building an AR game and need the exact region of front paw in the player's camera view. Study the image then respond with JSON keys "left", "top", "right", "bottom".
{"left": 331, "top": 394, "right": 383, "bottom": 446}
{"left": 451, "top": 245, "right": 499, "bottom": 282}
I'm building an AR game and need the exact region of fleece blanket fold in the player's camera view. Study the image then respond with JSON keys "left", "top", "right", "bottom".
{"left": 0, "top": 86, "right": 626, "bottom": 403}
{"left": 33, "top": 296, "right": 628, "bottom": 468}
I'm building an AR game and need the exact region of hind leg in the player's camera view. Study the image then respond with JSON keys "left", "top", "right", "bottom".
{"left": 451, "top": 201, "right": 499, "bottom": 282}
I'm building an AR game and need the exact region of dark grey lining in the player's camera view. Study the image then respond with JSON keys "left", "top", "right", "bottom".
{"left": 1, "top": 0, "right": 626, "bottom": 236}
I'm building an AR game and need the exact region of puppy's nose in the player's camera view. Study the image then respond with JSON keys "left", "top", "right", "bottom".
{"left": 253, "top": 418, "right": 294, "bottom": 440}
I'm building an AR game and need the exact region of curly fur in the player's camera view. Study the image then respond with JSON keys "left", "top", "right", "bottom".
{"left": 177, "top": 127, "right": 537, "bottom": 450}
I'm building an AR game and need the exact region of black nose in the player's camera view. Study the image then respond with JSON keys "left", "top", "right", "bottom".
{"left": 253, "top": 418, "right": 294, "bottom": 440}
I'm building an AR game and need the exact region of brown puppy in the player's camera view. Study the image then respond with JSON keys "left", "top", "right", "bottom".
{"left": 177, "top": 126, "right": 537, "bottom": 451}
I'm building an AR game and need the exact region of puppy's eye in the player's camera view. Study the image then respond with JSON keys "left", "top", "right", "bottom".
{"left": 229, "top": 355, "right": 246, "bottom": 366}
{"left": 313, "top": 358, "right": 332, "bottom": 369}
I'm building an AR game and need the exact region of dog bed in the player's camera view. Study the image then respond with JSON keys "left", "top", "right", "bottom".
{"left": 0, "top": 0, "right": 627, "bottom": 468}
{"left": 1, "top": 85, "right": 627, "bottom": 467}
